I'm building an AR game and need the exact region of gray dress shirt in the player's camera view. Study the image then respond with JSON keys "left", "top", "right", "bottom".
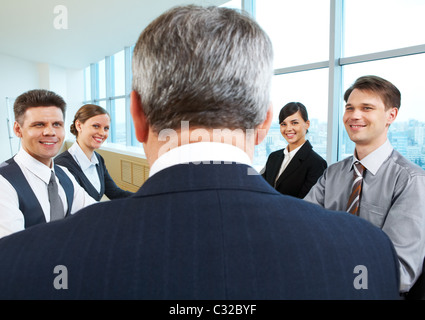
{"left": 304, "top": 140, "right": 425, "bottom": 293}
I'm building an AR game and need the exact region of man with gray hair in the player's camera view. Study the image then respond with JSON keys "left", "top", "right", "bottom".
{"left": 0, "top": 5, "right": 399, "bottom": 299}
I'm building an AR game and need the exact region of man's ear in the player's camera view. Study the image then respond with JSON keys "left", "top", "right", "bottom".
{"left": 13, "top": 121, "right": 22, "bottom": 138}
{"left": 255, "top": 104, "right": 273, "bottom": 145}
{"left": 130, "top": 90, "right": 149, "bottom": 143}
{"left": 387, "top": 107, "right": 398, "bottom": 126}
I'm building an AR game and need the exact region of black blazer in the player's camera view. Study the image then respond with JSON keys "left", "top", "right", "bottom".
{"left": 0, "top": 163, "right": 400, "bottom": 299}
{"left": 55, "top": 150, "right": 133, "bottom": 201}
{"left": 262, "top": 140, "right": 327, "bottom": 198}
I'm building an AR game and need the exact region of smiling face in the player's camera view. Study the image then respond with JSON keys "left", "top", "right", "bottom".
{"left": 13, "top": 106, "right": 65, "bottom": 167}
{"left": 343, "top": 88, "right": 398, "bottom": 157}
{"left": 280, "top": 110, "right": 310, "bottom": 151}
{"left": 76, "top": 114, "right": 110, "bottom": 156}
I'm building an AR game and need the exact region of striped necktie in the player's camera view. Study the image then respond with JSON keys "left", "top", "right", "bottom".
{"left": 346, "top": 161, "right": 365, "bottom": 215}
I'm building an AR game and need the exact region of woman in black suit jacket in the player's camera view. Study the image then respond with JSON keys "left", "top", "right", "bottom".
{"left": 55, "top": 104, "right": 133, "bottom": 201}
{"left": 262, "top": 102, "right": 327, "bottom": 198}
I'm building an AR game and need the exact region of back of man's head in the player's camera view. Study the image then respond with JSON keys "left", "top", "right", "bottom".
{"left": 132, "top": 5, "right": 274, "bottom": 134}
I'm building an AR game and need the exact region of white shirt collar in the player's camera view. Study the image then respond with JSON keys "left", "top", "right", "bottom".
{"left": 353, "top": 139, "right": 393, "bottom": 175}
{"left": 15, "top": 148, "right": 54, "bottom": 184}
{"left": 68, "top": 142, "right": 99, "bottom": 171}
{"left": 149, "top": 142, "right": 252, "bottom": 177}
{"left": 283, "top": 142, "right": 304, "bottom": 157}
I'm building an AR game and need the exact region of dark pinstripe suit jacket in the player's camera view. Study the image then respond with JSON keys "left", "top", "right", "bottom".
{"left": 0, "top": 162, "right": 400, "bottom": 299}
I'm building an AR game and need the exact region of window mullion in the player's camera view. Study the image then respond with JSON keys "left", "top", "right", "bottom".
{"left": 105, "top": 55, "right": 114, "bottom": 142}
{"left": 327, "top": 0, "right": 344, "bottom": 164}
{"left": 124, "top": 46, "right": 133, "bottom": 146}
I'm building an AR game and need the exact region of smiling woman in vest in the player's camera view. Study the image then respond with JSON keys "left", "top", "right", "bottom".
{"left": 0, "top": 89, "right": 96, "bottom": 238}
{"left": 55, "top": 104, "right": 133, "bottom": 201}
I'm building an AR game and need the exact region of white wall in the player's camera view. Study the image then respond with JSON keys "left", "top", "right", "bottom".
{"left": 0, "top": 53, "right": 84, "bottom": 162}
{"left": 0, "top": 53, "right": 39, "bottom": 161}
{"left": 39, "top": 63, "right": 84, "bottom": 141}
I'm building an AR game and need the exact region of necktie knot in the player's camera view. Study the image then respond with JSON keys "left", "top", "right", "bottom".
{"left": 353, "top": 161, "right": 365, "bottom": 177}
{"left": 346, "top": 161, "right": 365, "bottom": 215}
{"left": 49, "top": 171, "right": 55, "bottom": 184}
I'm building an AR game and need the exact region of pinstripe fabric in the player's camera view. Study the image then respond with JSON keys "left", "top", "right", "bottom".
{"left": 346, "top": 162, "right": 365, "bottom": 215}
{"left": 0, "top": 163, "right": 401, "bottom": 299}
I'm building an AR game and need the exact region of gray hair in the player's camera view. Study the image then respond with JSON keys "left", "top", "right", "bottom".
{"left": 132, "top": 5, "right": 274, "bottom": 133}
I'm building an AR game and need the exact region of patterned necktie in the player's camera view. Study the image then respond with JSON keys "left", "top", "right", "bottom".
{"left": 346, "top": 161, "right": 365, "bottom": 216}
{"left": 48, "top": 171, "right": 64, "bottom": 221}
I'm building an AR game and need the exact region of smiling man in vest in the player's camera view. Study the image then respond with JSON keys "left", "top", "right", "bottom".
{"left": 0, "top": 89, "right": 96, "bottom": 238}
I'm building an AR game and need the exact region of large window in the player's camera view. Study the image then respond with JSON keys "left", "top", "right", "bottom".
{"left": 83, "top": 46, "right": 137, "bottom": 147}
{"left": 254, "top": 0, "right": 330, "bottom": 171}
{"left": 256, "top": 0, "right": 330, "bottom": 69}
{"left": 341, "top": 0, "right": 425, "bottom": 169}
{"left": 83, "top": 0, "right": 425, "bottom": 171}
{"left": 113, "top": 50, "right": 125, "bottom": 97}
{"left": 344, "top": 0, "right": 425, "bottom": 56}
{"left": 253, "top": 0, "right": 425, "bottom": 171}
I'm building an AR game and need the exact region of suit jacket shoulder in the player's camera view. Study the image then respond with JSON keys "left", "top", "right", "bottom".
{"left": 0, "top": 162, "right": 399, "bottom": 300}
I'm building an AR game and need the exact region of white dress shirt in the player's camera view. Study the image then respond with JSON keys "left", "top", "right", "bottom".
{"left": 274, "top": 143, "right": 303, "bottom": 185}
{"left": 68, "top": 142, "right": 101, "bottom": 193}
{"left": 0, "top": 148, "right": 97, "bottom": 238}
{"left": 149, "top": 142, "right": 252, "bottom": 177}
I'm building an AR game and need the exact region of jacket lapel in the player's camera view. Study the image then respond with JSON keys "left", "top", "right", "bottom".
{"left": 270, "top": 152, "right": 284, "bottom": 185}
{"left": 67, "top": 152, "right": 101, "bottom": 199}
{"left": 94, "top": 153, "right": 106, "bottom": 197}
{"left": 275, "top": 141, "right": 312, "bottom": 188}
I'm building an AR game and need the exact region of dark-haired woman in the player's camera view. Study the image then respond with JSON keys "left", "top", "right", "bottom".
{"left": 261, "top": 102, "right": 327, "bottom": 198}
{"left": 55, "top": 104, "right": 133, "bottom": 201}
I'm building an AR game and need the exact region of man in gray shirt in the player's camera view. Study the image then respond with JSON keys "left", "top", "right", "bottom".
{"left": 304, "top": 75, "right": 425, "bottom": 295}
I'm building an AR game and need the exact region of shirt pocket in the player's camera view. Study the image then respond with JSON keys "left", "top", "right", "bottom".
{"left": 360, "top": 201, "right": 387, "bottom": 228}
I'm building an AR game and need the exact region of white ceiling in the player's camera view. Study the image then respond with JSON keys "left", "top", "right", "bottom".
{"left": 0, "top": 0, "right": 227, "bottom": 69}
